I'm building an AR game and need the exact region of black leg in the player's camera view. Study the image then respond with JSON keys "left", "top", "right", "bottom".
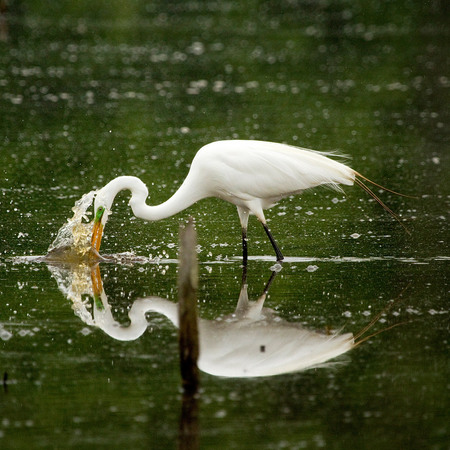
{"left": 240, "top": 262, "right": 279, "bottom": 298}
{"left": 263, "top": 270, "right": 279, "bottom": 294}
{"left": 262, "top": 223, "right": 284, "bottom": 262}
{"left": 241, "top": 260, "right": 248, "bottom": 286}
{"left": 242, "top": 228, "right": 248, "bottom": 267}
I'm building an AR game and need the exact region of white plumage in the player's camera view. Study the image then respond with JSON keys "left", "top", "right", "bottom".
{"left": 91, "top": 139, "right": 400, "bottom": 261}
{"left": 189, "top": 140, "right": 354, "bottom": 211}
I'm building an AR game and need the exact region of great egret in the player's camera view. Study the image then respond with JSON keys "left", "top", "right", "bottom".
{"left": 91, "top": 140, "right": 405, "bottom": 262}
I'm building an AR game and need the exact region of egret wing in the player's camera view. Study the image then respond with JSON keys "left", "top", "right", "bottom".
{"left": 193, "top": 140, "right": 355, "bottom": 203}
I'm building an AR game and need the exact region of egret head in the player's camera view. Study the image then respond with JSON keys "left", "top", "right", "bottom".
{"left": 90, "top": 176, "right": 148, "bottom": 253}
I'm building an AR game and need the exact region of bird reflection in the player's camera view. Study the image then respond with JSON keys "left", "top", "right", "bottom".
{"left": 44, "top": 259, "right": 375, "bottom": 378}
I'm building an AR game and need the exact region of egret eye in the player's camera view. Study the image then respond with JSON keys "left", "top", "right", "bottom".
{"left": 94, "top": 206, "right": 106, "bottom": 223}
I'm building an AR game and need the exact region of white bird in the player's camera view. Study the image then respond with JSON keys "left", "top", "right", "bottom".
{"left": 91, "top": 140, "right": 405, "bottom": 262}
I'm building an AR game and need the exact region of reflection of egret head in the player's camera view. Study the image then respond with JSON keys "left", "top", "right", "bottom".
{"left": 93, "top": 297, "right": 172, "bottom": 341}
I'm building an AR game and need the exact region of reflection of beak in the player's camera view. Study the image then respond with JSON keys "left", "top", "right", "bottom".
{"left": 91, "top": 209, "right": 105, "bottom": 252}
{"left": 90, "top": 265, "right": 104, "bottom": 309}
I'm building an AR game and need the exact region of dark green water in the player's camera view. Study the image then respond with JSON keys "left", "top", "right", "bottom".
{"left": 0, "top": 1, "right": 448, "bottom": 448}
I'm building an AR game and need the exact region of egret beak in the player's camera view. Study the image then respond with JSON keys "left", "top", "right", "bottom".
{"left": 91, "top": 207, "right": 105, "bottom": 252}
{"left": 90, "top": 265, "right": 104, "bottom": 309}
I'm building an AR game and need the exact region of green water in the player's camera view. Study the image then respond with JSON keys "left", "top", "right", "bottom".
{"left": 0, "top": 1, "right": 448, "bottom": 448}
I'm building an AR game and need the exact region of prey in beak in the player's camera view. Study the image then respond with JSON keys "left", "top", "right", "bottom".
{"left": 91, "top": 206, "right": 106, "bottom": 252}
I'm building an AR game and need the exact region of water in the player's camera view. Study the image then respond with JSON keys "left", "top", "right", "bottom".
{"left": 1, "top": 1, "right": 448, "bottom": 448}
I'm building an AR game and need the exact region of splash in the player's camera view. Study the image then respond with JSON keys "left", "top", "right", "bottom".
{"left": 44, "top": 190, "right": 103, "bottom": 322}
{"left": 47, "top": 263, "right": 96, "bottom": 326}
{"left": 47, "top": 190, "right": 97, "bottom": 260}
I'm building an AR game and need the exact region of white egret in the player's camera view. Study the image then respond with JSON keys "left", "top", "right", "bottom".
{"left": 91, "top": 140, "right": 406, "bottom": 262}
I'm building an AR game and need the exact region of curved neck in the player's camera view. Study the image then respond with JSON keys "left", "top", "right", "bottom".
{"left": 132, "top": 297, "right": 180, "bottom": 327}
{"left": 98, "top": 175, "right": 207, "bottom": 222}
{"left": 93, "top": 296, "right": 179, "bottom": 341}
{"left": 130, "top": 180, "right": 204, "bottom": 221}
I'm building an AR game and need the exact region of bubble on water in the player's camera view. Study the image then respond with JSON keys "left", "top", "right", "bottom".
{"left": 134, "top": 414, "right": 149, "bottom": 423}
{"left": 428, "top": 309, "right": 448, "bottom": 316}
{"left": 431, "top": 157, "right": 440, "bottom": 165}
{"left": 270, "top": 263, "right": 283, "bottom": 272}
{"left": 187, "top": 41, "right": 205, "bottom": 56}
{"left": 10, "top": 95, "right": 23, "bottom": 105}
{"left": 213, "top": 80, "right": 226, "bottom": 92}
{"left": 0, "top": 325, "right": 13, "bottom": 341}
{"left": 214, "top": 409, "right": 227, "bottom": 419}
{"left": 18, "top": 329, "right": 35, "bottom": 337}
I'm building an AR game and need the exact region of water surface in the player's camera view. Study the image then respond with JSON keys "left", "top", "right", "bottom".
{"left": 0, "top": 1, "right": 448, "bottom": 448}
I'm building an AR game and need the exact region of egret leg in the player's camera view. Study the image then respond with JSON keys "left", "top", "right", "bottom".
{"left": 242, "top": 227, "right": 248, "bottom": 267}
{"left": 240, "top": 260, "right": 279, "bottom": 296}
{"left": 261, "top": 223, "right": 284, "bottom": 262}
{"left": 263, "top": 270, "right": 279, "bottom": 294}
{"left": 241, "top": 254, "right": 248, "bottom": 286}
{"left": 237, "top": 206, "right": 250, "bottom": 266}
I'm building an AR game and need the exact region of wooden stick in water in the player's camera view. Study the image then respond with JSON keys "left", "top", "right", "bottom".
{"left": 178, "top": 217, "right": 200, "bottom": 394}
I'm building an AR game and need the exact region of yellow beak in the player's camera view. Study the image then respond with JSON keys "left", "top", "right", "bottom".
{"left": 90, "top": 265, "right": 104, "bottom": 308}
{"left": 91, "top": 221, "right": 103, "bottom": 252}
{"left": 91, "top": 207, "right": 105, "bottom": 252}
